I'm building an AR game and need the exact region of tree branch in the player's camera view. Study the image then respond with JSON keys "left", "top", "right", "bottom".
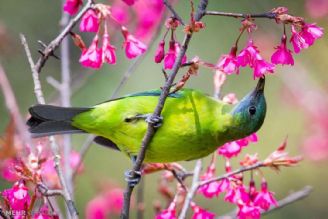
{"left": 204, "top": 11, "right": 276, "bottom": 19}
{"left": 121, "top": 1, "right": 209, "bottom": 218}
{"left": 34, "top": 0, "right": 93, "bottom": 74}
{"left": 199, "top": 162, "right": 265, "bottom": 187}
{"left": 20, "top": 34, "right": 78, "bottom": 219}
{"left": 178, "top": 159, "right": 202, "bottom": 219}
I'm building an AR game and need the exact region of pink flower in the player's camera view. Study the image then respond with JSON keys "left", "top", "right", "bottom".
{"left": 164, "top": 41, "right": 177, "bottom": 69}
{"left": 122, "top": 0, "right": 136, "bottom": 6}
{"left": 290, "top": 23, "right": 323, "bottom": 54}
{"left": 271, "top": 35, "right": 294, "bottom": 66}
{"left": 80, "top": 9, "right": 100, "bottom": 32}
{"left": 302, "top": 134, "right": 328, "bottom": 161}
{"left": 253, "top": 181, "right": 278, "bottom": 211}
{"left": 253, "top": 59, "right": 275, "bottom": 79}
{"left": 218, "top": 133, "right": 258, "bottom": 158}
{"left": 198, "top": 163, "right": 230, "bottom": 198}
{"left": 236, "top": 40, "right": 260, "bottom": 67}
{"left": 111, "top": 2, "right": 130, "bottom": 25}
{"left": 191, "top": 203, "right": 215, "bottom": 219}
{"left": 2, "top": 181, "right": 30, "bottom": 211}
{"left": 104, "top": 188, "right": 124, "bottom": 214}
{"left": 102, "top": 34, "right": 116, "bottom": 65}
{"left": 79, "top": 35, "right": 103, "bottom": 69}
{"left": 155, "top": 202, "right": 176, "bottom": 219}
{"left": 154, "top": 40, "right": 165, "bottom": 63}
{"left": 300, "top": 23, "right": 324, "bottom": 46}
{"left": 33, "top": 204, "right": 59, "bottom": 219}
{"left": 237, "top": 204, "right": 261, "bottom": 219}
{"left": 86, "top": 196, "right": 108, "bottom": 219}
{"left": 122, "top": 26, "right": 147, "bottom": 59}
{"left": 217, "top": 46, "right": 239, "bottom": 74}
{"left": 63, "top": 0, "right": 82, "bottom": 15}
{"left": 225, "top": 185, "right": 250, "bottom": 204}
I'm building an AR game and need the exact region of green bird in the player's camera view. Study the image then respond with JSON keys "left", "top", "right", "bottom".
{"left": 27, "top": 77, "right": 266, "bottom": 164}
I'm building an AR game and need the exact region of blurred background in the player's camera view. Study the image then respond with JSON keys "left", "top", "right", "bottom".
{"left": 0, "top": 0, "right": 328, "bottom": 218}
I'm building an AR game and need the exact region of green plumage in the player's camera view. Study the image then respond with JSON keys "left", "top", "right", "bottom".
{"left": 27, "top": 78, "right": 266, "bottom": 163}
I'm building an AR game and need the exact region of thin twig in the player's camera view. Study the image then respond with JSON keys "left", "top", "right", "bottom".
{"left": 163, "top": 0, "right": 185, "bottom": 25}
{"left": 59, "top": 4, "right": 74, "bottom": 200}
{"left": 199, "top": 162, "right": 265, "bottom": 187}
{"left": 0, "top": 65, "right": 33, "bottom": 154}
{"left": 204, "top": 11, "right": 276, "bottom": 19}
{"left": 34, "top": 0, "right": 94, "bottom": 74}
{"left": 20, "top": 34, "right": 78, "bottom": 219}
{"left": 120, "top": 1, "right": 209, "bottom": 218}
{"left": 178, "top": 159, "right": 202, "bottom": 219}
{"left": 217, "top": 186, "right": 313, "bottom": 219}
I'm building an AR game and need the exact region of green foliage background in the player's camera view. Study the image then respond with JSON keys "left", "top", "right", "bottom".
{"left": 0, "top": 0, "right": 327, "bottom": 218}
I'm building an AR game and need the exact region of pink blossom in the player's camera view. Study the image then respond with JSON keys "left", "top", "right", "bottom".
{"left": 290, "top": 25, "right": 309, "bottom": 53}
{"left": 300, "top": 23, "right": 324, "bottom": 46}
{"left": 253, "top": 59, "right": 275, "bottom": 79}
{"left": 217, "top": 46, "right": 239, "bottom": 74}
{"left": 63, "top": 0, "right": 82, "bottom": 15}
{"left": 79, "top": 9, "right": 100, "bottom": 32}
{"left": 236, "top": 40, "right": 260, "bottom": 67}
{"left": 79, "top": 35, "right": 103, "bottom": 69}
{"left": 111, "top": 2, "right": 130, "bottom": 25}
{"left": 271, "top": 35, "right": 294, "bottom": 66}
{"left": 225, "top": 185, "right": 250, "bottom": 204}
{"left": 218, "top": 133, "right": 258, "bottom": 158}
{"left": 104, "top": 188, "right": 124, "bottom": 214}
{"left": 154, "top": 40, "right": 165, "bottom": 63}
{"left": 155, "top": 202, "right": 176, "bottom": 219}
{"left": 237, "top": 204, "right": 261, "bottom": 219}
{"left": 102, "top": 34, "right": 116, "bottom": 65}
{"left": 122, "top": 27, "right": 147, "bottom": 59}
{"left": 122, "top": 0, "right": 136, "bottom": 6}
{"left": 86, "top": 196, "right": 108, "bottom": 219}
{"left": 302, "top": 134, "right": 328, "bottom": 161}
{"left": 253, "top": 181, "right": 278, "bottom": 211}
{"left": 1, "top": 181, "right": 30, "bottom": 211}
{"left": 198, "top": 164, "right": 230, "bottom": 198}
{"left": 191, "top": 203, "right": 215, "bottom": 219}
{"left": 222, "top": 93, "right": 238, "bottom": 104}
{"left": 70, "top": 150, "right": 84, "bottom": 173}
{"left": 164, "top": 41, "right": 177, "bottom": 70}
{"left": 33, "top": 204, "right": 59, "bottom": 219}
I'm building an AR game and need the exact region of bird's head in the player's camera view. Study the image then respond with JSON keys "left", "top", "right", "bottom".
{"left": 230, "top": 77, "right": 266, "bottom": 137}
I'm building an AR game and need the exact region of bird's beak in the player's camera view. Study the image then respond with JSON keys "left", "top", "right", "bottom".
{"left": 255, "top": 76, "right": 265, "bottom": 93}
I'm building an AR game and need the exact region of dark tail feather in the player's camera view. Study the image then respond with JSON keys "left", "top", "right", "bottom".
{"left": 27, "top": 104, "right": 91, "bottom": 138}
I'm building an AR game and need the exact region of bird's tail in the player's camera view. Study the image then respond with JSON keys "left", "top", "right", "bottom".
{"left": 27, "top": 104, "right": 91, "bottom": 138}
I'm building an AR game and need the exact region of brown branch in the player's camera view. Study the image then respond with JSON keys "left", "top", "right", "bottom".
{"left": 217, "top": 186, "right": 313, "bottom": 219}
{"left": 20, "top": 34, "right": 78, "bottom": 219}
{"left": 0, "top": 64, "right": 33, "bottom": 154}
{"left": 73, "top": 134, "right": 94, "bottom": 179}
{"left": 120, "top": 1, "right": 209, "bottom": 218}
{"left": 34, "top": 0, "right": 93, "bottom": 74}
{"left": 204, "top": 11, "right": 276, "bottom": 19}
{"left": 199, "top": 162, "right": 265, "bottom": 187}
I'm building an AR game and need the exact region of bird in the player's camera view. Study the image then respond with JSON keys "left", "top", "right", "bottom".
{"left": 27, "top": 77, "right": 266, "bottom": 164}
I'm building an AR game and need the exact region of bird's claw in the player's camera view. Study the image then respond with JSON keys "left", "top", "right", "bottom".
{"left": 124, "top": 170, "right": 142, "bottom": 187}
{"left": 145, "top": 115, "right": 163, "bottom": 128}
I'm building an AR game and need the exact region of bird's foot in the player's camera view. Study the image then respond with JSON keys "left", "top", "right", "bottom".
{"left": 125, "top": 114, "right": 163, "bottom": 128}
{"left": 124, "top": 170, "right": 142, "bottom": 187}
{"left": 145, "top": 114, "right": 163, "bottom": 128}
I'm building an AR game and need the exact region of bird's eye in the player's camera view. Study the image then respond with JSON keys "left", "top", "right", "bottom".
{"left": 248, "top": 106, "right": 257, "bottom": 116}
